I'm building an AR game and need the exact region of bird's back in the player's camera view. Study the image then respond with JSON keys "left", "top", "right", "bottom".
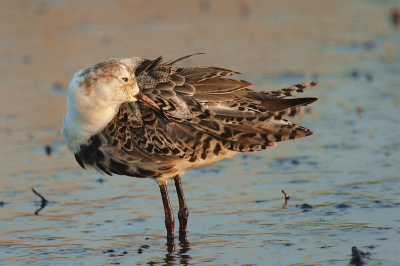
{"left": 74, "top": 56, "right": 317, "bottom": 181}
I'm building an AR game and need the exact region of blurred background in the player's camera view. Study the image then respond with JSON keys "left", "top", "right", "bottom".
{"left": 1, "top": 1, "right": 400, "bottom": 265}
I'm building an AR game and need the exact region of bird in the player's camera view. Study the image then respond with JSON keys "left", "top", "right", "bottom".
{"left": 61, "top": 54, "right": 317, "bottom": 241}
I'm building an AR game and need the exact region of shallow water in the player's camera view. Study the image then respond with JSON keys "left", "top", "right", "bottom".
{"left": 2, "top": 44, "right": 400, "bottom": 265}
{"left": 2, "top": 1, "right": 400, "bottom": 265}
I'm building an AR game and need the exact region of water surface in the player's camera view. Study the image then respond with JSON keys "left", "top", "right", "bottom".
{"left": 1, "top": 1, "right": 400, "bottom": 265}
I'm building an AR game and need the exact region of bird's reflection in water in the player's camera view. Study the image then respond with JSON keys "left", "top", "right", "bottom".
{"left": 163, "top": 236, "right": 191, "bottom": 265}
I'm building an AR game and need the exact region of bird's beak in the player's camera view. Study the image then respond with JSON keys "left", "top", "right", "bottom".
{"left": 136, "top": 93, "right": 161, "bottom": 112}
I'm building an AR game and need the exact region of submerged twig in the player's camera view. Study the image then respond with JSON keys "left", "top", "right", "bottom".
{"left": 32, "top": 188, "right": 49, "bottom": 215}
{"left": 281, "top": 190, "right": 290, "bottom": 200}
{"left": 350, "top": 246, "right": 370, "bottom": 265}
{"left": 281, "top": 190, "right": 290, "bottom": 208}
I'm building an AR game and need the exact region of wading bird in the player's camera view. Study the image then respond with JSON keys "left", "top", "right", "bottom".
{"left": 62, "top": 55, "right": 317, "bottom": 241}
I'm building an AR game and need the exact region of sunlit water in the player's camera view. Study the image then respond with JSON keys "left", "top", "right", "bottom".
{"left": 1, "top": 32, "right": 400, "bottom": 266}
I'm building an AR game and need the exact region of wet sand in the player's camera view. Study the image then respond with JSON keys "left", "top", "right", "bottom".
{"left": 1, "top": 1, "right": 400, "bottom": 265}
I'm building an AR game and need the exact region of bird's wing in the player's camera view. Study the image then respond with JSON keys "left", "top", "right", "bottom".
{"left": 74, "top": 56, "right": 317, "bottom": 177}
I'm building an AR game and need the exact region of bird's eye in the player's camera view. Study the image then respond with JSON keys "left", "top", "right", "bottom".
{"left": 121, "top": 77, "right": 128, "bottom": 82}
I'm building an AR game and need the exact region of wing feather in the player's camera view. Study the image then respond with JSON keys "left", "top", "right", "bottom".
{"left": 75, "top": 55, "right": 318, "bottom": 178}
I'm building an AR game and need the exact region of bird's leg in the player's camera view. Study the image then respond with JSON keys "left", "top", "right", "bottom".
{"left": 174, "top": 175, "right": 189, "bottom": 242}
{"left": 158, "top": 180, "right": 175, "bottom": 239}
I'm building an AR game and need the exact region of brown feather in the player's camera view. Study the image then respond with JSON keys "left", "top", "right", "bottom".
{"left": 75, "top": 55, "right": 318, "bottom": 179}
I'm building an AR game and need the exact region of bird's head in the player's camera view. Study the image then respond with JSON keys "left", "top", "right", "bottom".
{"left": 67, "top": 58, "right": 159, "bottom": 114}
{"left": 62, "top": 57, "right": 160, "bottom": 152}
{"left": 70, "top": 58, "right": 138, "bottom": 108}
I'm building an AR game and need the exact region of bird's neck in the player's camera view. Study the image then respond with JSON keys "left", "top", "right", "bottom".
{"left": 62, "top": 97, "right": 120, "bottom": 152}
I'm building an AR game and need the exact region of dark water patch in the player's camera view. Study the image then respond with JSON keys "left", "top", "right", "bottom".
{"left": 95, "top": 178, "right": 106, "bottom": 184}
{"left": 392, "top": 7, "right": 400, "bottom": 27}
{"left": 297, "top": 203, "right": 313, "bottom": 209}
{"left": 322, "top": 143, "right": 360, "bottom": 150}
{"left": 288, "top": 179, "right": 312, "bottom": 184}
{"left": 241, "top": 154, "right": 263, "bottom": 161}
{"left": 133, "top": 218, "right": 147, "bottom": 223}
{"left": 30, "top": 140, "right": 65, "bottom": 156}
{"left": 196, "top": 167, "right": 221, "bottom": 174}
{"left": 51, "top": 83, "right": 65, "bottom": 93}
{"left": 44, "top": 144, "right": 52, "bottom": 156}
{"left": 319, "top": 245, "right": 334, "bottom": 249}
{"left": 283, "top": 243, "right": 294, "bottom": 246}
{"left": 267, "top": 155, "right": 315, "bottom": 171}
{"left": 323, "top": 40, "right": 378, "bottom": 54}
{"left": 347, "top": 69, "right": 374, "bottom": 83}
{"left": 376, "top": 142, "right": 400, "bottom": 156}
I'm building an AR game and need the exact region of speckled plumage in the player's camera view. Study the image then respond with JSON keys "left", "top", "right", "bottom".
{"left": 73, "top": 56, "right": 317, "bottom": 181}
{"left": 64, "top": 55, "right": 318, "bottom": 239}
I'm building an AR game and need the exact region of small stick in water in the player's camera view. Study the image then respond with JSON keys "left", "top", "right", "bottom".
{"left": 282, "top": 190, "right": 290, "bottom": 200}
{"left": 32, "top": 188, "right": 49, "bottom": 215}
{"left": 282, "top": 190, "right": 290, "bottom": 208}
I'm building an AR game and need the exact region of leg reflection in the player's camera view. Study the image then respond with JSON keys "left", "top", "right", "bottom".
{"left": 164, "top": 236, "right": 191, "bottom": 265}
